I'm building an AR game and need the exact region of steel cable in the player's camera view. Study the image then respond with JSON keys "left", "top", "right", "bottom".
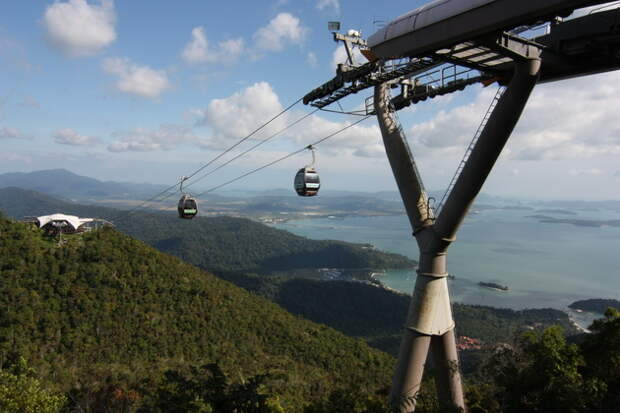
{"left": 195, "top": 115, "right": 371, "bottom": 197}
{"left": 110, "top": 97, "right": 303, "bottom": 223}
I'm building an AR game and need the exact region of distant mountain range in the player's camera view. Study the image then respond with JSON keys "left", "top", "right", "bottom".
{"left": 0, "top": 168, "right": 414, "bottom": 218}
{"left": 0, "top": 169, "right": 168, "bottom": 201}
{"left": 0, "top": 169, "right": 548, "bottom": 219}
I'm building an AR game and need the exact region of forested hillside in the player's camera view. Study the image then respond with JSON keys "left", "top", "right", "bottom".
{"left": 0, "top": 216, "right": 394, "bottom": 411}
{"left": 0, "top": 187, "right": 415, "bottom": 273}
{"left": 119, "top": 214, "right": 414, "bottom": 272}
{"left": 0, "top": 169, "right": 167, "bottom": 200}
{"left": 217, "top": 273, "right": 578, "bottom": 358}
{"left": 2, "top": 192, "right": 620, "bottom": 411}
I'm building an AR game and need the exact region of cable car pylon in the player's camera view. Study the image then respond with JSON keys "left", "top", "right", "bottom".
{"left": 375, "top": 56, "right": 541, "bottom": 412}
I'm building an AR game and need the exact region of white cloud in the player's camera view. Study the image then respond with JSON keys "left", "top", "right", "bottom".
{"left": 253, "top": 13, "right": 306, "bottom": 52}
{"left": 569, "top": 168, "right": 604, "bottom": 176}
{"left": 18, "top": 96, "right": 40, "bottom": 109}
{"left": 192, "top": 82, "right": 285, "bottom": 149}
{"left": 181, "top": 27, "right": 209, "bottom": 63}
{"left": 316, "top": 0, "right": 340, "bottom": 14}
{"left": 405, "top": 72, "right": 620, "bottom": 161}
{"left": 43, "top": 0, "right": 116, "bottom": 58}
{"left": 108, "top": 124, "right": 198, "bottom": 152}
{"left": 0, "top": 152, "right": 32, "bottom": 164}
{"left": 0, "top": 126, "right": 31, "bottom": 140}
{"left": 306, "top": 51, "right": 318, "bottom": 68}
{"left": 181, "top": 26, "right": 244, "bottom": 65}
{"left": 190, "top": 82, "right": 383, "bottom": 157}
{"left": 0, "top": 35, "right": 35, "bottom": 71}
{"left": 331, "top": 44, "right": 366, "bottom": 68}
{"left": 510, "top": 72, "right": 620, "bottom": 160}
{"left": 406, "top": 86, "right": 492, "bottom": 159}
{"left": 288, "top": 114, "right": 382, "bottom": 158}
{"left": 53, "top": 128, "right": 99, "bottom": 146}
{"left": 354, "top": 144, "right": 386, "bottom": 158}
{"left": 102, "top": 57, "right": 171, "bottom": 99}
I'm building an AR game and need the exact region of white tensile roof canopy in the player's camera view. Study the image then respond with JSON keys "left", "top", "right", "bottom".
{"left": 36, "top": 213, "right": 94, "bottom": 231}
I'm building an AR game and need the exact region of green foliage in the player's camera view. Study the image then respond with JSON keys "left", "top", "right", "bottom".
{"left": 0, "top": 187, "right": 416, "bottom": 274}
{"left": 142, "top": 363, "right": 284, "bottom": 413}
{"left": 580, "top": 307, "right": 620, "bottom": 411}
{"left": 118, "top": 215, "right": 415, "bottom": 274}
{"left": 499, "top": 326, "right": 586, "bottom": 412}
{"left": 569, "top": 298, "right": 620, "bottom": 314}
{"left": 467, "top": 315, "right": 620, "bottom": 412}
{"left": 5, "top": 188, "right": 620, "bottom": 412}
{"left": 0, "top": 217, "right": 394, "bottom": 411}
{"left": 303, "top": 387, "right": 390, "bottom": 413}
{"left": 452, "top": 305, "right": 578, "bottom": 346}
{"left": 0, "top": 357, "right": 66, "bottom": 413}
{"left": 216, "top": 273, "right": 578, "bottom": 362}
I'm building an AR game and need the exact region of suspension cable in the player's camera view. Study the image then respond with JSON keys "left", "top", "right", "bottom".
{"left": 109, "top": 179, "right": 183, "bottom": 223}
{"left": 124, "top": 107, "right": 324, "bottom": 211}
{"left": 183, "top": 107, "right": 320, "bottom": 191}
{"left": 183, "top": 97, "right": 303, "bottom": 183}
{"left": 110, "top": 97, "right": 303, "bottom": 223}
{"left": 195, "top": 115, "right": 371, "bottom": 197}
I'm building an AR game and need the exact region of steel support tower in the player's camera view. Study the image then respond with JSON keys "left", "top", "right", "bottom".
{"left": 375, "top": 56, "right": 540, "bottom": 412}
{"left": 303, "top": 3, "right": 620, "bottom": 411}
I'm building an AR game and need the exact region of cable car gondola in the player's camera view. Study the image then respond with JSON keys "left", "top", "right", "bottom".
{"left": 177, "top": 177, "right": 198, "bottom": 219}
{"left": 294, "top": 145, "right": 320, "bottom": 197}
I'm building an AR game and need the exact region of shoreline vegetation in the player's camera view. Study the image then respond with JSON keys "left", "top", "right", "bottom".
{"left": 569, "top": 298, "right": 620, "bottom": 314}
{"left": 478, "top": 281, "right": 509, "bottom": 291}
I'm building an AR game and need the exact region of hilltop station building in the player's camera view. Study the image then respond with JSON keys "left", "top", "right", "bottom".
{"left": 25, "top": 213, "right": 111, "bottom": 235}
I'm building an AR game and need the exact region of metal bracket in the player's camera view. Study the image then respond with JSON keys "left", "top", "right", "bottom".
{"left": 334, "top": 32, "right": 368, "bottom": 66}
{"left": 482, "top": 32, "right": 544, "bottom": 60}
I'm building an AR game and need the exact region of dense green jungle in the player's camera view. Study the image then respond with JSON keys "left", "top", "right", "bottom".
{"left": 1, "top": 187, "right": 620, "bottom": 412}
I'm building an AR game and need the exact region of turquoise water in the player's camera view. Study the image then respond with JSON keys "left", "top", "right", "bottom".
{"left": 273, "top": 207, "right": 620, "bottom": 315}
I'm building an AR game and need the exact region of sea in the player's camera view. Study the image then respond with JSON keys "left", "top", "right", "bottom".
{"left": 272, "top": 204, "right": 620, "bottom": 329}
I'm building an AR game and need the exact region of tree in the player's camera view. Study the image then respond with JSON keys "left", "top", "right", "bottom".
{"left": 0, "top": 356, "right": 66, "bottom": 413}
{"left": 477, "top": 326, "right": 588, "bottom": 412}
{"left": 144, "top": 363, "right": 284, "bottom": 413}
{"left": 580, "top": 307, "right": 620, "bottom": 412}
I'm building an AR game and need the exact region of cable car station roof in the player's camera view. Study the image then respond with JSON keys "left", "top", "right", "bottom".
{"left": 35, "top": 214, "right": 94, "bottom": 231}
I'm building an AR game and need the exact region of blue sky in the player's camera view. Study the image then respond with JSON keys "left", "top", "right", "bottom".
{"left": 1, "top": 0, "right": 619, "bottom": 200}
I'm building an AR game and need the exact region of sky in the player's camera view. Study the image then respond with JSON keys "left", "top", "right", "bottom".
{"left": 1, "top": 0, "right": 619, "bottom": 200}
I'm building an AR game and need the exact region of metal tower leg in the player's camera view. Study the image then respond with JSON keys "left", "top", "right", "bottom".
{"left": 435, "top": 58, "right": 542, "bottom": 241}
{"left": 431, "top": 329, "right": 464, "bottom": 407}
{"left": 374, "top": 57, "right": 540, "bottom": 413}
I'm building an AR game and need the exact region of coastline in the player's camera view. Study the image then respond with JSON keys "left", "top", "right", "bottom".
{"left": 271, "top": 212, "right": 619, "bottom": 332}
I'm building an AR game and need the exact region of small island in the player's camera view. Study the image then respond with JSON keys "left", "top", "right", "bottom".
{"left": 478, "top": 281, "right": 509, "bottom": 291}
{"left": 569, "top": 298, "right": 620, "bottom": 314}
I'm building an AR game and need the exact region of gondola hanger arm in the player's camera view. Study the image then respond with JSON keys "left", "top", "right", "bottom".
{"left": 179, "top": 176, "right": 189, "bottom": 194}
